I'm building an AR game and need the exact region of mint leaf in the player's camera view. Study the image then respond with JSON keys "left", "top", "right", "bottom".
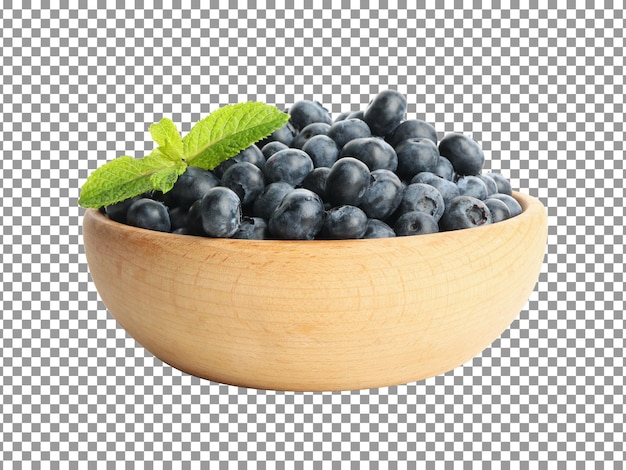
{"left": 79, "top": 101, "right": 289, "bottom": 209}
{"left": 78, "top": 152, "right": 187, "bottom": 209}
{"left": 183, "top": 102, "right": 289, "bottom": 170}
{"left": 149, "top": 117, "right": 184, "bottom": 162}
{"left": 150, "top": 158, "right": 187, "bottom": 194}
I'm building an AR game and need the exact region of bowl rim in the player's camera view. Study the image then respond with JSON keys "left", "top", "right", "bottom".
{"left": 82, "top": 191, "right": 545, "bottom": 246}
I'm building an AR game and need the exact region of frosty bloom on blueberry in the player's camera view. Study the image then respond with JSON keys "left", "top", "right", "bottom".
{"left": 79, "top": 92, "right": 523, "bottom": 240}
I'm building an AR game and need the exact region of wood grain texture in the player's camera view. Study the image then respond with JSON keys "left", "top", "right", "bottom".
{"left": 82, "top": 192, "right": 547, "bottom": 391}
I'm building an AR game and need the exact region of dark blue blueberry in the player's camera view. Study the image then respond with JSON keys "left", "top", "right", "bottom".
{"left": 410, "top": 172, "right": 460, "bottom": 205}
{"left": 326, "top": 118, "right": 371, "bottom": 149}
{"left": 325, "top": 157, "right": 372, "bottom": 206}
{"left": 263, "top": 148, "right": 314, "bottom": 186}
{"left": 483, "top": 198, "right": 511, "bottom": 223}
{"left": 359, "top": 169, "right": 403, "bottom": 220}
{"left": 363, "top": 90, "right": 407, "bottom": 137}
{"left": 347, "top": 109, "right": 365, "bottom": 120}
{"left": 268, "top": 188, "right": 326, "bottom": 240}
{"left": 438, "top": 133, "right": 485, "bottom": 176}
{"left": 257, "top": 120, "right": 298, "bottom": 148}
{"left": 386, "top": 119, "right": 438, "bottom": 147}
{"left": 395, "top": 138, "right": 440, "bottom": 180}
{"left": 477, "top": 174, "right": 498, "bottom": 197}
{"left": 261, "top": 141, "right": 289, "bottom": 159}
{"left": 394, "top": 211, "right": 439, "bottom": 236}
{"left": 321, "top": 205, "right": 368, "bottom": 239}
{"left": 301, "top": 134, "right": 339, "bottom": 168}
{"left": 232, "top": 217, "right": 270, "bottom": 239}
{"left": 105, "top": 196, "right": 141, "bottom": 224}
{"left": 486, "top": 193, "right": 522, "bottom": 217}
{"left": 126, "top": 198, "right": 172, "bottom": 232}
{"left": 291, "top": 122, "right": 331, "bottom": 149}
{"left": 363, "top": 219, "right": 396, "bottom": 238}
{"left": 220, "top": 161, "right": 266, "bottom": 207}
{"left": 433, "top": 156, "right": 455, "bottom": 181}
{"left": 168, "top": 206, "right": 188, "bottom": 231}
{"left": 185, "top": 199, "right": 204, "bottom": 235}
{"left": 288, "top": 100, "right": 332, "bottom": 131}
{"left": 456, "top": 175, "right": 489, "bottom": 200}
{"left": 213, "top": 144, "right": 266, "bottom": 178}
{"left": 164, "top": 166, "right": 220, "bottom": 209}
{"left": 439, "top": 196, "right": 493, "bottom": 231}
{"left": 339, "top": 137, "right": 398, "bottom": 172}
{"left": 485, "top": 172, "right": 513, "bottom": 195}
{"left": 252, "top": 181, "right": 294, "bottom": 220}
{"left": 398, "top": 182, "right": 445, "bottom": 222}
{"left": 300, "top": 167, "right": 331, "bottom": 200}
{"left": 333, "top": 111, "right": 351, "bottom": 123}
{"left": 199, "top": 187, "right": 242, "bottom": 238}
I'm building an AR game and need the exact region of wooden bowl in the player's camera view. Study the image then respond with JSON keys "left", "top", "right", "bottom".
{"left": 82, "top": 192, "right": 547, "bottom": 391}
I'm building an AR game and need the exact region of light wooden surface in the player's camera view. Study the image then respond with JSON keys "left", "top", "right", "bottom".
{"left": 82, "top": 192, "right": 547, "bottom": 391}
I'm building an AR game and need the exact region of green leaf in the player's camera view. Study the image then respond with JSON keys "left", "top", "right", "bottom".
{"left": 79, "top": 100, "right": 289, "bottom": 209}
{"left": 183, "top": 102, "right": 289, "bottom": 170}
{"left": 149, "top": 117, "right": 184, "bottom": 162}
{"left": 78, "top": 152, "right": 187, "bottom": 209}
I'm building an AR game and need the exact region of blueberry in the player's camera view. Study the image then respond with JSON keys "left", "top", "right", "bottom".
{"left": 168, "top": 206, "right": 188, "bottom": 231}
{"left": 439, "top": 196, "right": 493, "bottom": 231}
{"left": 386, "top": 119, "right": 438, "bottom": 147}
{"left": 325, "top": 157, "right": 372, "bottom": 206}
{"left": 326, "top": 118, "right": 371, "bottom": 149}
{"left": 288, "top": 100, "right": 332, "bottom": 131}
{"left": 339, "top": 137, "right": 398, "bottom": 172}
{"left": 483, "top": 198, "right": 511, "bottom": 223}
{"left": 232, "top": 217, "right": 270, "bottom": 239}
{"left": 363, "top": 219, "right": 396, "bottom": 238}
{"left": 301, "top": 134, "right": 339, "bottom": 168}
{"left": 185, "top": 199, "right": 204, "bottom": 236}
{"left": 164, "top": 166, "right": 220, "bottom": 209}
{"left": 486, "top": 193, "right": 522, "bottom": 217}
{"left": 433, "top": 156, "right": 455, "bottom": 181}
{"left": 126, "top": 198, "right": 172, "bottom": 232}
{"left": 410, "top": 172, "right": 460, "bottom": 205}
{"left": 359, "top": 169, "right": 403, "bottom": 220}
{"left": 398, "top": 182, "right": 445, "bottom": 222}
{"left": 199, "top": 187, "right": 242, "bottom": 238}
{"left": 438, "top": 133, "right": 485, "bottom": 176}
{"left": 257, "top": 120, "right": 298, "bottom": 148}
{"left": 221, "top": 161, "right": 266, "bottom": 207}
{"left": 394, "top": 211, "right": 439, "bottom": 236}
{"left": 105, "top": 196, "right": 141, "bottom": 224}
{"left": 477, "top": 174, "right": 498, "bottom": 197}
{"left": 456, "top": 175, "right": 488, "bottom": 200}
{"left": 333, "top": 111, "right": 351, "bottom": 123}
{"left": 291, "top": 122, "right": 331, "bottom": 149}
{"left": 214, "top": 144, "right": 266, "bottom": 178}
{"left": 263, "top": 148, "right": 314, "bottom": 186}
{"left": 252, "top": 181, "right": 294, "bottom": 220}
{"left": 485, "top": 172, "right": 513, "bottom": 195}
{"left": 268, "top": 188, "right": 326, "bottom": 240}
{"left": 261, "top": 141, "right": 289, "bottom": 159}
{"left": 321, "top": 205, "right": 368, "bottom": 239}
{"left": 300, "top": 167, "right": 331, "bottom": 200}
{"left": 395, "top": 138, "right": 440, "bottom": 180}
{"left": 363, "top": 90, "right": 407, "bottom": 137}
{"left": 347, "top": 109, "right": 365, "bottom": 120}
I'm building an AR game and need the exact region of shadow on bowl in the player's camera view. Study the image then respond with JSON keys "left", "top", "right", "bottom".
{"left": 82, "top": 192, "right": 547, "bottom": 391}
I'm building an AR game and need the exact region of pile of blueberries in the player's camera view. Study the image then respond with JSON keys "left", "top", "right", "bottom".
{"left": 104, "top": 90, "right": 522, "bottom": 240}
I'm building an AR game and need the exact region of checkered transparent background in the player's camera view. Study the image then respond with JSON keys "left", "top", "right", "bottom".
{"left": 2, "top": 0, "right": 624, "bottom": 466}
